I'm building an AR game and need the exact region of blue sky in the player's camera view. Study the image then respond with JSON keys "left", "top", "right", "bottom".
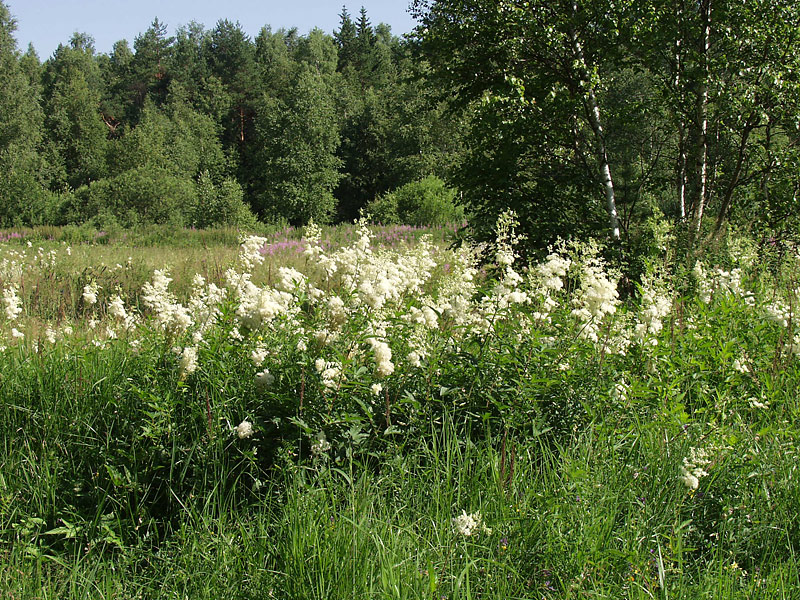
{"left": 7, "top": 0, "right": 418, "bottom": 59}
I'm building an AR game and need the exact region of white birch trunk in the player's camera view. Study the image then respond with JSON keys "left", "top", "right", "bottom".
{"left": 570, "top": 3, "right": 620, "bottom": 241}
{"left": 690, "top": 0, "right": 711, "bottom": 242}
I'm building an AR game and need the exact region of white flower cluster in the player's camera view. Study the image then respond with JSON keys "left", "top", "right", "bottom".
{"left": 732, "top": 355, "right": 750, "bottom": 374}
{"left": 693, "top": 261, "right": 753, "bottom": 305}
{"left": 179, "top": 346, "right": 198, "bottom": 377}
{"left": 311, "top": 432, "right": 331, "bottom": 456}
{"left": 34, "top": 247, "right": 58, "bottom": 269}
{"left": 0, "top": 248, "right": 26, "bottom": 282}
{"left": 692, "top": 262, "right": 714, "bottom": 304}
{"left": 251, "top": 341, "right": 269, "bottom": 366}
{"left": 239, "top": 235, "right": 267, "bottom": 271}
{"left": 368, "top": 337, "right": 394, "bottom": 377}
{"left": 108, "top": 294, "right": 137, "bottom": 331}
{"left": 3, "top": 285, "right": 22, "bottom": 321}
{"left": 680, "top": 446, "right": 713, "bottom": 491}
{"left": 537, "top": 253, "right": 571, "bottom": 293}
{"left": 571, "top": 260, "right": 619, "bottom": 343}
{"left": 188, "top": 274, "right": 226, "bottom": 337}
{"left": 142, "top": 270, "right": 193, "bottom": 334}
{"left": 432, "top": 244, "right": 481, "bottom": 330}
{"left": 634, "top": 278, "right": 672, "bottom": 346}
{"left": 234, "top": 420, "right": 254, "bottom": 439}
{"left": 764, "top": 300, "right": 791, "bottom": 328}
{"left": 255, "top": 369, "right": 275, "bottom": 390}
{"left": 276, "top": 267, "right": 307, "bottom": 294}
{"left": 531, "top": 253, "right": 571, "bottom": 322}
{"left": 83, "top": 281, "right": 100, "bottom": 305}
{"left": 452, "top": 510, "right": 492, "bottom": 537}
{"left": 227, "top": 270, "right": 297, "bottom": 331}
{"left": 713, "top": 267, "right": 746, "bottom": 297}
{"left": 315, "top": 358, "right": 342, "bottom": 391}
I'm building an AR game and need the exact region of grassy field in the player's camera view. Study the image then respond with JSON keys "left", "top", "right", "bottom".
{"left": 1, "top": 220, "right": 799, "bottom": 599}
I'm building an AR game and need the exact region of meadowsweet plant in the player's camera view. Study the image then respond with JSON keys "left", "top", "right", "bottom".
{"left": 680, "top": 446, "right": 713, "bottom": 491}
{"left": 2, "top": 285, "right": 22, "bottom": 321}
{"left": 452, "top": 510, "right": 492, "bottom": 537}
{"left": 2, "top": 223, "right": 800, "bottom": 598}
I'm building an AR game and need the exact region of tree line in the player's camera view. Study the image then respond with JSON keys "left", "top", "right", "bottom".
{"left": 2, "top": 0, "right": 800, "bottom": 256}
{"left": 0, "top": 4, "right": 462, "bottom": 230}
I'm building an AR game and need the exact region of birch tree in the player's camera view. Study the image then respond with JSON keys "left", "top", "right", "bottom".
{"left": 412, "top": 0, "right": 626, "bottom": 242}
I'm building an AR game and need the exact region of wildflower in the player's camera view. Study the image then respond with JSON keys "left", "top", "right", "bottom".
{"left": 326, "top": 295, "right": 347, "bottom": 325}
{"left": 251, "top": 344, "right": 268, "bottom": 366}
{"left": 570, "top": 256, "right": 619, "bottom": 343}
{"left": 634, "top": 280, "right": 671, "bottom": 346}
{"left": 311, "top": 432, "right": 331, "bottom": 456}
{"left": 179, "top": 346, "right": 198, "bottom": 377}
{"left": 234, "top": 420, "right": 254, "bottom": 439}
{"left": 732, "top": 357, "right": 750, "bottom": 374}
{"left": 315, "top": 358, "right": 342, "bottom": 390}
{"left": 276, "top": 267, "right": 307, "bottom": 293}
{"left": 371, "top": 383, "right": 383, "bottom": 396}
{"left": 11, "top": 327, "right": 24, "bottom": 339}
{"left": 680, "top": 447, "right": 712, "bottom": 491}
{"left": 611, "top": 380, "right": 628, "bottom": 403}
{"left": 692, "top": 261, "right": 713, "bottom": 303}
{"left": 142, "top": 270, "right": 193, "bottom": 334}
{"left": 452, "top": 510, "right": 492, "bottom": 537}
{"left": 108, "top": 295, "right": 128, "bottom": 321}
{"left": 3, "top": 285, "right": 22, "bottom": 321}
{"left": 368, "top": 338, "right": 394, "bottom": 377}
{"left": 82, "top": 282, "right": 100, "bottom": 305}
{"left": 764, "top": 301, "right": 790, "bottom": 328}
{"left": 239, "top": 235, "right": 268, "bottom": 271}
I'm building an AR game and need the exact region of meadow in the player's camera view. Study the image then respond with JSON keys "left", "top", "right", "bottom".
{"left": 1, "top": 217, "right": 799, "bottom": 599}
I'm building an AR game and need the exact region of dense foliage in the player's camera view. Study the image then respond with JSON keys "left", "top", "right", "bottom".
{"left": 411, "top": 0, "right": 800, "bottom": 254}
{"left": 3, "top": 1, "right": 800, "bottom": 595}
{"left": 1, "top": 221, "right": 799, "bottom": 597}
{"left": 0, "top": 3, "right": 463, "bottom": 229}
{"left": 3, "top": 1, "right": 798, "bottom": 255}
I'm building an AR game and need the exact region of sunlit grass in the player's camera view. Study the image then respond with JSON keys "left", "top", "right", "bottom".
{"left": 0, "top": 221, "right": 799, "bottom": 598}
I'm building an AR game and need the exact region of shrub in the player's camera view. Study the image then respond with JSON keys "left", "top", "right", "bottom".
{"left": 367, "top": 176, "right": 464, "bottom": 226}
{"left": 0, "top": 170, "right": 64, "bottom": 227}
{"left": 65, "top": 167, "right": 196, "bottom": 228}
{"left": 192, "top": 171, "right": 257, "bottom": 229}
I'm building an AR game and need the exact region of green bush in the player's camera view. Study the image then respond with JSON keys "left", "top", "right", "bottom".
{"left": 0, "top": 170, "right": 64, "bottom": 227}
{"left": 367, "top": 176, "right": 464, "bottom": 226}
{"left": 192, "top": 171, "right": 257, "bottom": 229}
{"left": 65, "top": 167, "right": 197, "bottom": 228}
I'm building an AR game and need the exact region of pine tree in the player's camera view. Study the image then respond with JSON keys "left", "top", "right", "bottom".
{"left": 334, "top": 6, "right": 357, "bottom": 71}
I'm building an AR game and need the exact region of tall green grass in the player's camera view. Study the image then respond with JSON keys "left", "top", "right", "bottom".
{"left": 1, "top": 223, "right": 799, "bottom": 598}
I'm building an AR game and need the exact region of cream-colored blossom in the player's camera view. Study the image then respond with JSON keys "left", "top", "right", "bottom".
{"left": 452, "top": 510, "right": 492, "bottom": 537}
{"left": 234, "top": 420, "right": 254, "bottom": 439}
